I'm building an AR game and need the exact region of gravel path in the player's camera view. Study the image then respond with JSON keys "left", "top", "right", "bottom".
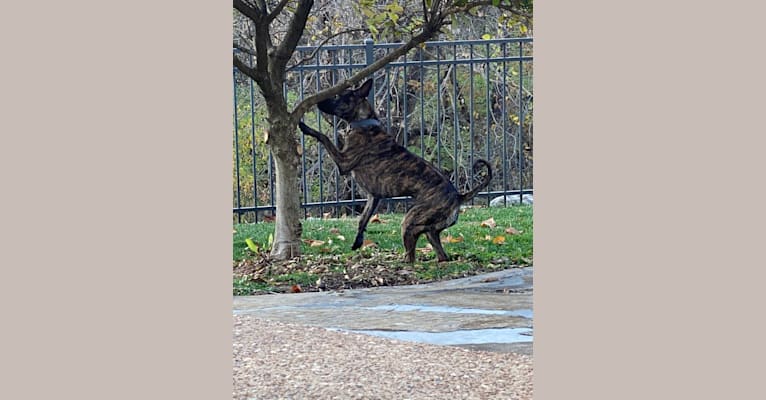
{"left": 233, "top": 315, "right": 533, "bottom": 399}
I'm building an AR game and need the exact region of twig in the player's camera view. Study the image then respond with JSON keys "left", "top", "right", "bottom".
{"left": 445, "top": 1, "right": 532, "bottom": 20}
{"left": 286, "top": 28, "right": 367, "bottom": 73}
{"left": 266, "top": 0, "right": 292, "bottom": 23}
{"left": 234, "top": 43, "right": 257, "bottom": 57}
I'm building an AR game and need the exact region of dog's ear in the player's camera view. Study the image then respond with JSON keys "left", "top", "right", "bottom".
{"left": 356, "top": 79, "right": 374, "bottom": 98}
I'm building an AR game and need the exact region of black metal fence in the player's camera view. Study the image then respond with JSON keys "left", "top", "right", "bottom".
{"left": 233, "top": 37, "right": 533, "bottom": 223}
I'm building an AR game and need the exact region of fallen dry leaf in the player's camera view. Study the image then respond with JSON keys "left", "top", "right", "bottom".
{"left": 323, "top": 212, "right": 332, "bottom": 219}
{"left": 492, "top": 235, "right": 506, "bottom": 244}
{"left": 369, "top": 214, "right": 387, "bottom": 224}
{"left": 481, "top": 217, "right": 497, "bottom": 229}
{"left": 505, "top": 227, "right": 520, "bottom": 235}
{"left": 329, "top": 228, "right": 340, "bottom": 234}
{"left": 361, "top": 239, "right": 378, "bottom": 248}
{"left": 444, "top": 235, "right": 464, "bottom": 243}
{"left": 263, "top": 215, "right": 276, "bottom": 223}
{"left": 485, "top": 235, "right": 492, "bottom": 241}
{"left": 303, "top": 239, "right": 325, "bottom": 247}
{"left": 336, "top": 235, "right": 346, "bottom": 241}
{"left": 290, "top": 284, "right": 302, "bottom": 293}
{"left": 417, "top": 244, "right": 434, "bottom": 254}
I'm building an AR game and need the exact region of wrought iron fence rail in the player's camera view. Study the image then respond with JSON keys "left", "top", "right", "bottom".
{"left": 286, "top": 56, "right": 533, "bottom": 72}
{"left": 232, "top": 189, "right": 534, "bottom": 214}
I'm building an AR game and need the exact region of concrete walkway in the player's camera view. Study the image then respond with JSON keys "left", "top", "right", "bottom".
{"left": 233, "top": 266, "right": 533, "bottom": 355}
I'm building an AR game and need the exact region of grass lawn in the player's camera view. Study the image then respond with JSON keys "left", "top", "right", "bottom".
{"left": 233, "top": 205, "right": 532, "bottom": 295}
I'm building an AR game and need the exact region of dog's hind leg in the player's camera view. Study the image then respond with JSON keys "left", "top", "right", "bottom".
{"left": 401, "top": 208, "right": 430, "bottom": 263}
{"left": 402, "top": 225, "right": 425, "bottom": 263}
{"left": 352, "top": 196, "right": 381, "bottom": 250}
{"left": 425, "top": 230, "right": 450, "bottom": 262}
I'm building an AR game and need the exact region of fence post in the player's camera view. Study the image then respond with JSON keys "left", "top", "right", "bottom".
{"left": 364, "top": 38, "right": 375, "bottom": 107}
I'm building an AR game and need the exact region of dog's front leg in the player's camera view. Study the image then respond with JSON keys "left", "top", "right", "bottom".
{"left": 351, "top": 195, "right": 381, "bottom": 250}
{"left": 299, "top": 122, "right": 362, "bottom": 174}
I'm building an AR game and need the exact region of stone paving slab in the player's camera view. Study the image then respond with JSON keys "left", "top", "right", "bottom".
{"left": 233, "top": 267, "right": 533, "bottom": 355}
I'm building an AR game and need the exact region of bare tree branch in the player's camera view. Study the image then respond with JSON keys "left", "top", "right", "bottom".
{"left": 233, "top": 0, "right": 263, "bottom": 21}
{"left": 291, "top": 19, "right": 446, "bottom": 120}
{"left": 234, "top": 0, "right": 275, "bottom": 84}
{"left": 272, "top": 0, "right": 314, "bottom": 79}
{"left": 266, "top": 0, "right": 292, "bottom": 23}
{"left": 233, "top": 43, "right": 257, "bottom": 57}
{"left": 286, "top": 28, "right": 367, "bottom": 73}
{"left": 233, "top": 54, "right": 258, "bottom": 82}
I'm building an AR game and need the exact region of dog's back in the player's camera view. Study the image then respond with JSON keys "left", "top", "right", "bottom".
{"left": 343, "top": 125, "right": 460, "bottom": 204}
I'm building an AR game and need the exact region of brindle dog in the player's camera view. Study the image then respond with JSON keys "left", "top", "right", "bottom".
{"left": 299, "top": 79, "right": 492, "bottom": 263}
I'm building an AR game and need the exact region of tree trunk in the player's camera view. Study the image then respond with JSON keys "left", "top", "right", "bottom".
{"left": 267, "top": 114, "right": 303, "bottom": 260}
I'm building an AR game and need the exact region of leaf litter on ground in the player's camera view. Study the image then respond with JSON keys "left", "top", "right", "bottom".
{"left": 234, "top": 246, "right": 524, "bottom": 295}
{"left": 233, "top": 206, "right": 532, "bottom": 295}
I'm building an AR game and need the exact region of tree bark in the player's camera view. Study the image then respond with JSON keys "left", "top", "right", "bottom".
{"left": 266, "top": 112, "right": 303, "bottom": 260}
{"left": 270, "top": 142, "right": 303, "bottom": 259}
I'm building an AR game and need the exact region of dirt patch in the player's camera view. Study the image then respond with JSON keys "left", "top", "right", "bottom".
{"left": 233, "top": 250, "right": 525, "bottom": 294}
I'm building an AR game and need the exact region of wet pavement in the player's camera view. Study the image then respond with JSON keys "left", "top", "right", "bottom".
{"left": 233, "top": 266, "right": 533, "bottom": 355}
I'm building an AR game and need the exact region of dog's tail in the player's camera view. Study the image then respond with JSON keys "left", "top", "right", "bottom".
{"left": 459, "top": 159, "right": 493, "bottom": 203}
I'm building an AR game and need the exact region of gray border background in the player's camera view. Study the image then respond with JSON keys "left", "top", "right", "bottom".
{"left": 2, "top": 1, "right": 765, "bottom": 399}
{"left": 1, "top": 1, "right": 232, "bottom": 398}
{"left": 535, "top": 1, "right": 766, "bottom": 398}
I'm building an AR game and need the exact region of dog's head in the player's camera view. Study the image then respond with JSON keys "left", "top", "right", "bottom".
{"left": 317, "top": 79, "right": 376, "bottom": 122}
